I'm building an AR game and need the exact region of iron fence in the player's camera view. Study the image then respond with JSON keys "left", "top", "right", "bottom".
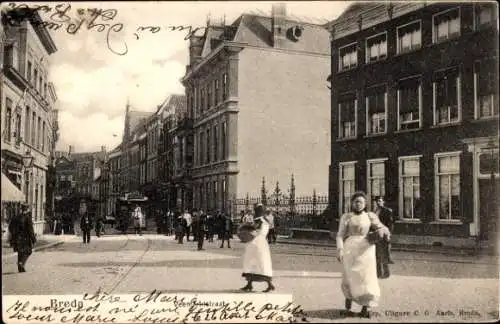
{"left": 230, "top": 192, "right": 331, "bottom": 236}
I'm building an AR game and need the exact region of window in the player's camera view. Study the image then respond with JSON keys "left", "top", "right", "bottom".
{"left": 398, "top": 77, "right": 421, "bottom": 130}
{"left": 339, "top": 43, "right": 357, "bottom": 71}
{"left": 399, "top": 156, "right": 421, "bottom": 220}
{"left": 34, "top": 68, "right": 38, "bottom": 89}
{"left": 27, "top": 61, "right": 32, "bottom": 82}
{"left": 433, "top": 68, "right": 460, "bottom": 125}
{"left": 4, "top": 98, "right": 13, "bottom": 142}
{"left": 339, "top": 162, "right": 356, "bottom": 214}
{"left": 15, "top": 112, "right": 21, "bottom": 146}
{"left": 397, "top": 21, "right": 422, "bottom": 54}
{"left": 37, "top": 117, "right": 42, "bottom": 149}
{"left": 366, "top": 33, "right": 387, "bottom": 63}
{"left": 206, "top": 129, "right": 210, "bottom": 164}
{"left": 435, "top": 153, "right": 460, "bottom": 221}
{"left": 4, "top": 43, "right": 19, "bottom": 70}
{"left": 214, "top": 125, "right": 219, "bottom": 161}
{"left": 474, "top": 60, "right": 499, "bottom": 118}
{"left": 366, "top": 87, "right": 387, "bottom": 135}
{"left": 215, "top": 79, "right": 220, "bottom": 105}
{"left": 367, "top": 159, "right": 386, "bottom": 210}
{"left": 25, "top": 106, "right": 30, "bottom": 145}
{"left": 207, "top": 82, "right": 212, "bottom": 109}
{"left": 31, "top": 112, "right": 36, "bottom": 146}
{"left": 222, "top": 73, "right": 228, "bottom": 100}
{"left": 433, "top": 8, "right": 460, "bottom": 43}
{"left": 222, "top": 121, "right": 227, "bottom": 160}
{"left": 199, "top": 131, "right": 204, "bottom": 165}
{"left": 475, "top": 3, "right": 496, "bottom": 29}
{"left": 338, "top": 96, "right": 357, "bottom": 139}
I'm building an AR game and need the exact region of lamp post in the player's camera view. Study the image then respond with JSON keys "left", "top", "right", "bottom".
{"left": 22, "top": 150, "right": 34, "bottom": 204}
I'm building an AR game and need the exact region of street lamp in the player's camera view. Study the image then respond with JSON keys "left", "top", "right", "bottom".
{"left": 22, "top": 150, "right": 34, "bottom": 204}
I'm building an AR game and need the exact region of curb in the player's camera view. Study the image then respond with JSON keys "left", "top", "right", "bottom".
{"left": 2, "top": 240, "right": 65, "bottom": 259}
{"left": 276, "top": 239, "right": 494, "bottom": 257}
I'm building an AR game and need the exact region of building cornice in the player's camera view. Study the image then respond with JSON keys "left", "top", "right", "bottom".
{"left": 331, "top": 3, "right": 427, "bottom": 40}
{"left": 181, "top": 41, "right": 246, "bottom": 83}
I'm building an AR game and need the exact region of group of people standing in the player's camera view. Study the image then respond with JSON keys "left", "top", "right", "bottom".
{"left": 336, "top": 191, "right": 394, "bottom": 318}
{"left": 174, "top": 209, "right": 234, "bottom": 250}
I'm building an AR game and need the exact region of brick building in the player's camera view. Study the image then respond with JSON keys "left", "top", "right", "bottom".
{"left": 181, "top": 3, "right": 331, "bottom": 215}
{"left": 328, "top": 2, "right": 498, "bottom": 248}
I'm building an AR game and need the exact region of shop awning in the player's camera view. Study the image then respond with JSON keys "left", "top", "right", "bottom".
{"left": 1, "top": 172, "right": 25, "bottom": 202}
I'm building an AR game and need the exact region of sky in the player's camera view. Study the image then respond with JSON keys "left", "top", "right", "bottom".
{"left": 13, "top": 1, "right": 351, "bottom": 153}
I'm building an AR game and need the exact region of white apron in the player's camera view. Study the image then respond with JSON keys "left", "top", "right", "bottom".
{"left": 242, "top": 221, "right": 273, "bottom": 278}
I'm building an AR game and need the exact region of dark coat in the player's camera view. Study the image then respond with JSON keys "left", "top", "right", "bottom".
{"left": 375, "top": 206, "right": 393, "bottom": 265}
{"left": 9, "top": 211, "right": 36, "bottom": 255}
{"left": 378, "top": 206, "right": 394, "bottom": 232}
{"left": 80, "top": 214, "right": 93, "bottom": 231}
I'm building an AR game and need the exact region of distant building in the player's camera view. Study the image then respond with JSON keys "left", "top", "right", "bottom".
{"left": 328, "top": 3, "right": 498, "bottom": 249}
{"left": 181, "top": 3, "right": 331, "bottom": 214}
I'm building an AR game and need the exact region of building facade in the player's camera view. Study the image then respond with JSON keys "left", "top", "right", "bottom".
{"left": 107, "top": 144, "right": 122, "bottom": 217}
{"left": 182, "top": 3, "right": 331, "bottom": 215}
{"left": 1, "top": 8, "right": 59, "bottom": 234}
{"left": 328, "top": 3, "right": 498, "bottom": 248}
{"left": 157, "top": 94, "right": 188, "bottom": 212}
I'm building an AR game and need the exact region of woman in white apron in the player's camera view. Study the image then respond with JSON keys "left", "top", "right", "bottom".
{"left": 240, "top": 203, "right": 275, "bottom": 292}
{"left": 336, "top": 191, "right": 390, "bottom": 318}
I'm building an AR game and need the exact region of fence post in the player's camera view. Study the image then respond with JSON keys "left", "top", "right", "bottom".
{"left": 312, "top": 188, "right": 317, "bottom": 217}
{"left": 261, "top": 177, "right": 267, "bottom": 206}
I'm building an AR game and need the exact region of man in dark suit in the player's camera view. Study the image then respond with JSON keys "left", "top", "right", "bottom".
{"left": 374, "top": 196, "right": 394, "bottom": 279}
{"left": 9, "top": 203, "right": 37, "bottom": 272}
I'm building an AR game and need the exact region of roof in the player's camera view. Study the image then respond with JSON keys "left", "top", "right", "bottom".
{"left": 68, "top": 151, "right": 106, "bottom": 163}
{"left": 330, "top": 2, "right": 427, "bottom": 40}
{"left": 231, "top": 13, "right": 330, "bottom": 55}
{"left": 129, "top": 111, "right": 154, "bottom": 132}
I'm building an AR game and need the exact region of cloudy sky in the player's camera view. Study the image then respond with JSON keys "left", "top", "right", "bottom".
{"left": 25, "top": 1, "right": 350, "bottom": 152}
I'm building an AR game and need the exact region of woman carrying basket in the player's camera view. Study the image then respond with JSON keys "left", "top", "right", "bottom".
{"left": 238, "top": 203, "right": 275, "bottom": 293}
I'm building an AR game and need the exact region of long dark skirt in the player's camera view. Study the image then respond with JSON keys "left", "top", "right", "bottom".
{"left": 242, "top": 273, "right": 272, "bottom": 282}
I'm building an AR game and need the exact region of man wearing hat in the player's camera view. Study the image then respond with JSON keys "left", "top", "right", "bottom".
{"left": 9, "top": 203, "right": 36, "bottom": 272}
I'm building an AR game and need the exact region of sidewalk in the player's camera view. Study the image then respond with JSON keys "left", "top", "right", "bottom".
{"left": 276, "top": 236, "right": 497, "bottom": 257}
{"left": 2, "top": 234, "right": 71, "bottom": 258}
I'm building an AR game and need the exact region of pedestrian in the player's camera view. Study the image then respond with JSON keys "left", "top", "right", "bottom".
{"left": 177, "top": 214, "right": 187, "bottom": 244}
{"left": 265, "top": 208, "right": 276, "bottom": 244}
{"left": 8, "top": 203, "right": 37, "bottom": 273}
{"left": 197, "top": 211, "right": 207, "bottom": 251}
{"left": 373, "top": 196, "right": 394, "bottom": 279}
{"left": 163, "top": 210, "right": 171, "bottom": 236}
{"left": 133, "top": 205, "right": 145, "bottom": 235}
{"left": 336, "top": 191, "right": 390, "bottom": 318}
{"left": 182, "top": 209, "right": 192, "bottom": 241}
{"left": 95, "top": 215, "right": 104, "bottom": 237}
{"left": 240, "top": 203, "right": 275, "bottom": 292}
{"left": 80, "top": 211, "right": 93, "bottom": 244}
{"left": 219, "top": 212, "right": 233, "bottom": 248}
{"left": 192, "top": 209, "right": 199, "bottom": 242}
{"left": 374, "top": 196, "right": 394, "bottom": 263}
{"left": 241, "top": 209, "right": 254, "bottom": 225}
{"left": 206, "top": 211, "right": 215, "bottom": 243}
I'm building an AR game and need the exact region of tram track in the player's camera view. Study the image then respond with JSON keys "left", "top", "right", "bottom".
{"left": 106, "top": 237, "right": 153, "bottom": 293}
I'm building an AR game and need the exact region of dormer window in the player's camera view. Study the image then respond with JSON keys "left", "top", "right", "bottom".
{"left": 339, "top": 43, "right": 357, "bottom": 72}
{"left": 433, "top": 8, "right": 460, "bottom": 43}
{"left": 366, "top": 33, "right": 387, "bottom": 63}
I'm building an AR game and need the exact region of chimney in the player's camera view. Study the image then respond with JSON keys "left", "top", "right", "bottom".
{"left": 272, "top": 3, "right": 287, "bottom": 48}
{"left": 68, "top": 145, "right": 73, "bottom": 155}
{"left": 101, "top": 145, "right": 106, "bottom": 153}
{"left": 189, "top": 35, "right": 204, "bottom": 65}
